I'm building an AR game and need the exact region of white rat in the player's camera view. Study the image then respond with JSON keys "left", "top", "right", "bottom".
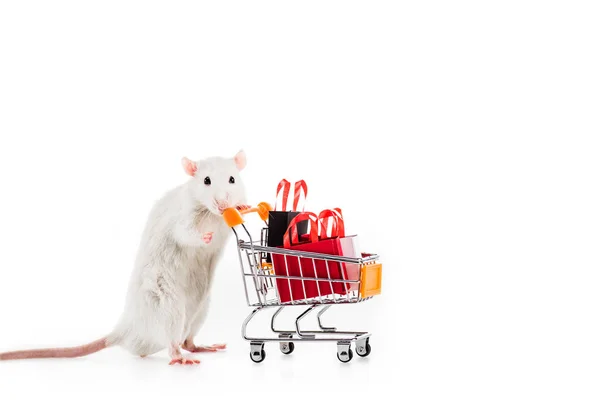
{"left": 0, "top": 150, "right": 249, "bottom": 365}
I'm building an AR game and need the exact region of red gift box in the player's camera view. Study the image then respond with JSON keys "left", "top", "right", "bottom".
{"left": 272, "top": 209, "right": 360, "bottom": 303}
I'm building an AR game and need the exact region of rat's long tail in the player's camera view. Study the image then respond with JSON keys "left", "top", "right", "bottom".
{"left": 0, "top": 337, "right": 109, "bottom": 361}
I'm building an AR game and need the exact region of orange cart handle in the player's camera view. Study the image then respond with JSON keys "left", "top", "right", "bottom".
{"left": 222, "top": 202, "right": 272, "bottom": 228}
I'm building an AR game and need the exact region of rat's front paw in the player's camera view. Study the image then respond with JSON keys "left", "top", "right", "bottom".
{"left": 236, "top": 204, "right": 251, "bottom": 211}
{"left": 203, "top": 232, "right": 213, "bottom": 244}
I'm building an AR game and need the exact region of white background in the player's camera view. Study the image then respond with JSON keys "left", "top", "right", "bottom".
{"left": 0, "top": 1, "right": 599, "bottom": 399}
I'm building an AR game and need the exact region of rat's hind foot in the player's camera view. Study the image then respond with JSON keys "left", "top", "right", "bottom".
{"left": 168, "top": 342, "right": 200, "bottom": 365}
{"left": 169, "top": 357, "right": 200, "bottom": 365}
{"left": 182, "top": 340, "right": 226, "bottom": 353}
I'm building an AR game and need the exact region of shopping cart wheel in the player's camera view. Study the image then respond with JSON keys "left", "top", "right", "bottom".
{"left": 280, "top": 342, "right": 295, "bottom": 355}
{"left": 250, "top": 342, "right": 266, "bottom": 363}
{"left": 336, "top": 341, "right": 353, "bottom": 363}
{"left": 356, "top": 338, "right": 371, "bottom": 357}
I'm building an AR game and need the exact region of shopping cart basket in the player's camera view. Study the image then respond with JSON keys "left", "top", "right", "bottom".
{"left": 223, "top": 203, "right": 383, "bottom": 363}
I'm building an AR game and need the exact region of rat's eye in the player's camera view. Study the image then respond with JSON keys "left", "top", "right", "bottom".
{"left": 204, "top": 176, "right": 211, "bottom": 185}
{"left": 229, "top": 176, "right": 235, "bottom": 184}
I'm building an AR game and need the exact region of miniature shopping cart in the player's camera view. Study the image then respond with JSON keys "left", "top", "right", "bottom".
{"left": 223, "top": 203, "right": 383, "bottom": 363}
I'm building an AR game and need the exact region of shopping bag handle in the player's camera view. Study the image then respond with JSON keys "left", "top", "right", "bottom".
{"left": 223, "top": 202, "right": 272, "bottom": 227}
{"left": 318, "top": 208, "right": 345, "bottom": 239}
{"left": 274, "top": 179, "right": 307, "bottom": 211}
{"left": 283, "top": 211, "right": 321, "bottom": 248}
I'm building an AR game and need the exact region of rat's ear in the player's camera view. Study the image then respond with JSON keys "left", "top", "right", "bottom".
{"left": 181, "top": 157, "right": 198, "bottom": 176}
{"left": 234, "top": 149, "right": 246, "bottom": 170}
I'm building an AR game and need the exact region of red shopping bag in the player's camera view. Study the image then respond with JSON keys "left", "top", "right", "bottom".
{"left": 316, "top": 208, "right": 361, "bottom": 292}
{"left": 272, "top": 210, "right": 360, "bottom": 303}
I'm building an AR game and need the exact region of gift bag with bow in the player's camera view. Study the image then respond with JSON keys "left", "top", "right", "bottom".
{"left": 266, "top": 179, "right": 308, "bottom": 261}
{"left": 271, "top": 209, "right": 360, "bottom": 303}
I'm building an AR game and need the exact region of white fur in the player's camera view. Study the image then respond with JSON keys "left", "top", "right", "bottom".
{"left": 107, "top": 152, "right": 247, "bottom": 357}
